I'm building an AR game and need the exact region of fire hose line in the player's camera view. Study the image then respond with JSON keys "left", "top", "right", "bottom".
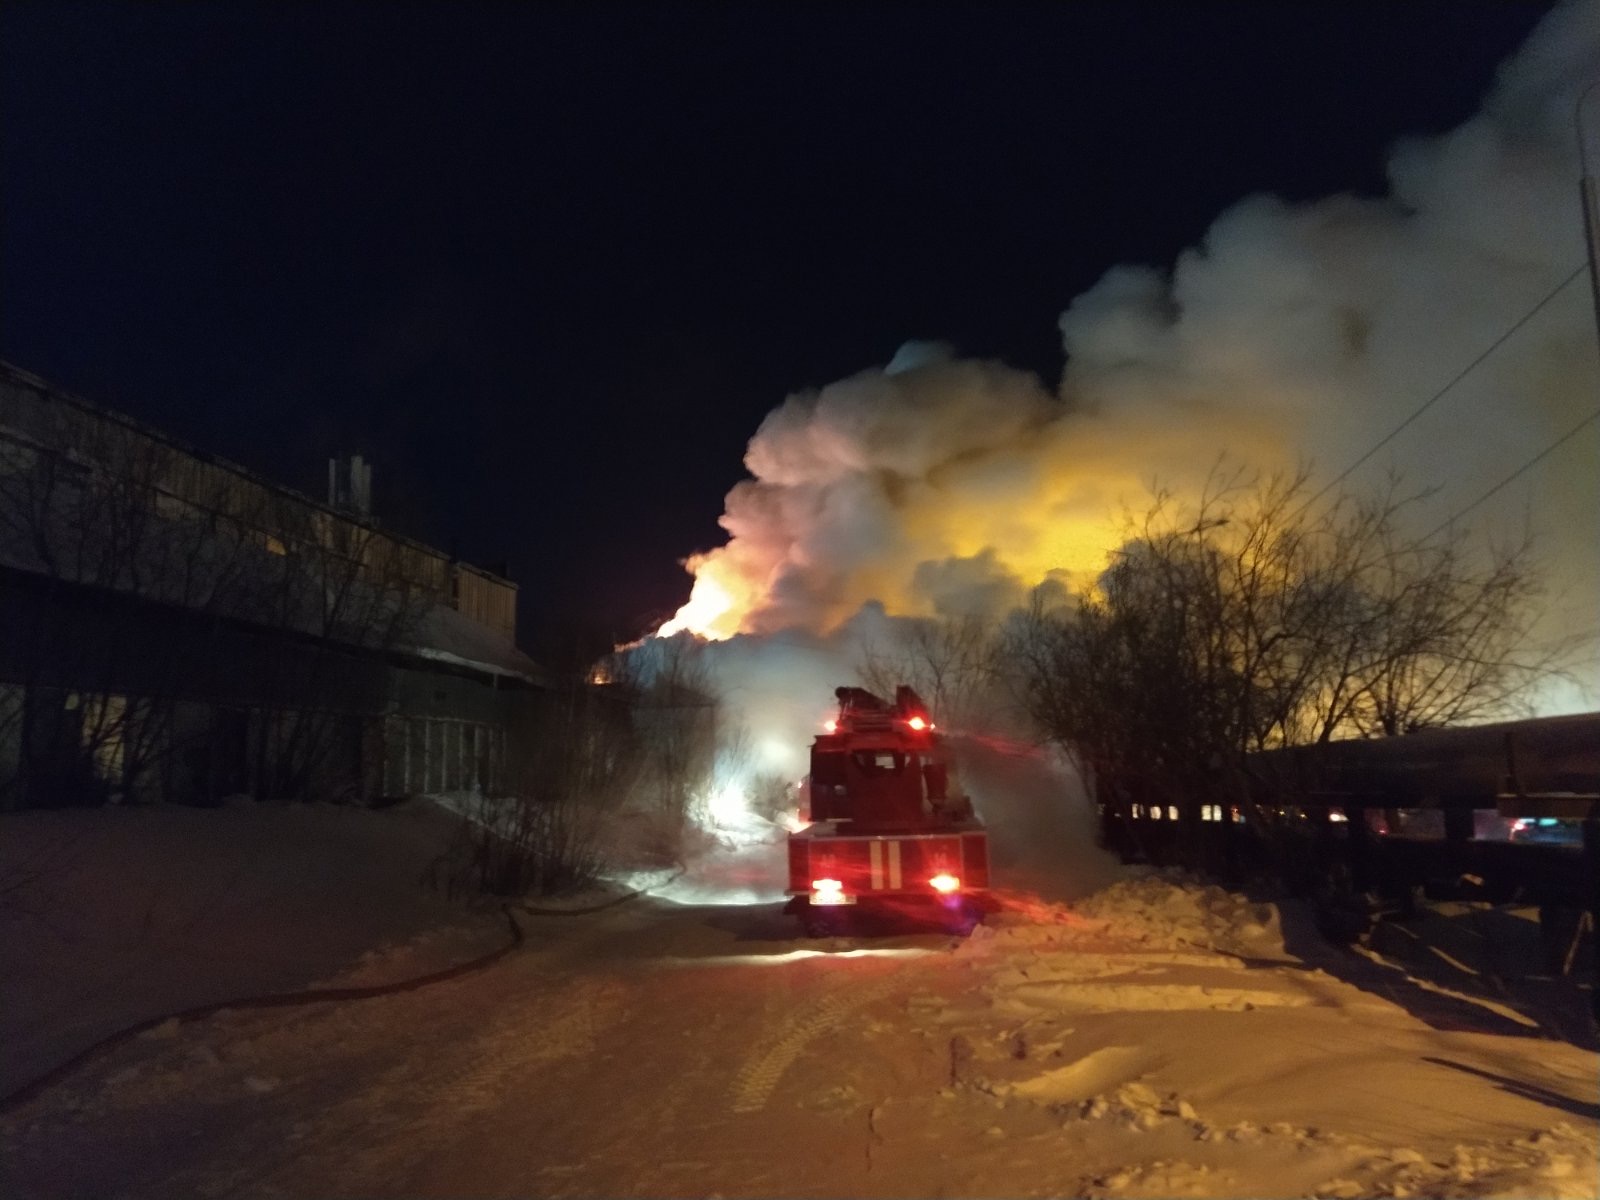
{"left": 5, "top": 867, "right": 690, "bottom": 1113}
{"left": 0, "top": 904, "right": 525, "bottom": 1116}
{"left": 517, "top": 866, "right": 687, "bottom": 918}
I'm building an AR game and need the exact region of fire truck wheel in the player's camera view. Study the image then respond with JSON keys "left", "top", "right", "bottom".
{"left": 803, "top": 907, "right": 850, "bottom": 938}
{"left": 946, "top": 903, "right": 981, "bottom": 936}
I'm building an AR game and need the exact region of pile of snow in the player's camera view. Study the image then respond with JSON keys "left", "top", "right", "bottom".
{"left": 1314, "top": 1123, "right": 1597, "bottom": 1200}
{"left": 968, "top": 869, "right": 1287, "bottom": 962}
{"left": 1066, "top": 870, "right": 1286, "bottom": 958}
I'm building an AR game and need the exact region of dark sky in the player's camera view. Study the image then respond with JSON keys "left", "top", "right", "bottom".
{"left": 0, "top": 1, "right": 1551, "bottom": 648}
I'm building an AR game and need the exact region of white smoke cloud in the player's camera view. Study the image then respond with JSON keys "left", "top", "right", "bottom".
{"left": 624, "top": 608, "right": 1123, "bottom": 906}
{"left": 660, "top": 0, "right": 1599, "bottom": 719}
{"left": 628, "top": 2, "right": 1600, "bottom": 917}
{"left": 1055, "top": 0, "right": 1600, "bottom": 704}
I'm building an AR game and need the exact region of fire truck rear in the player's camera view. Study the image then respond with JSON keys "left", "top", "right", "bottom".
{"left": 784, "top": 685, "right": 990, "bottom": 933}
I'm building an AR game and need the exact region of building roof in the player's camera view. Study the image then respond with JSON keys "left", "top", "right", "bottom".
{"left": 2, "top": 361, "right": 549, "bottom": 686}
{"left": 401, "top": 602, "right": 552, "bottom": 687}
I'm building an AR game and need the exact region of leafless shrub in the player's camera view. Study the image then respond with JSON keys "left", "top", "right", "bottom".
{"left": 440, "top": 674, "right": 643, "bottom": 898}
{"left": 743, "top": 771, "right": 796, "bottom": 823}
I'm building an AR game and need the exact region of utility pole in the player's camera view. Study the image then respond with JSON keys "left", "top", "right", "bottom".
{"left": 1571, "top": 79, "right": 1600, "bottom": 1031}
{"left": 1579, "top": 80, "right": 1600, "bottom": 345}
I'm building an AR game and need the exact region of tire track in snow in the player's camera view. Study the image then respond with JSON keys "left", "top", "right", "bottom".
{"left": 345, "top": 977, "right": 629, "bottom": 1178}
{"left": 729, "top": 976, "right": 898, "bottom": 1114}
{"left": 199, "top": 975, "right": 631, "bottom": 1199}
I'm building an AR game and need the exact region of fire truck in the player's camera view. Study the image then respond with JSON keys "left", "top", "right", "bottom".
{"left": 784, "top": 685, "right": 991, "bottom": 934}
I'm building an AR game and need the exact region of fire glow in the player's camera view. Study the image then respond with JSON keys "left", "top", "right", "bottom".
{"left": 656, "top": 561, "right": 748, "bottom": 640}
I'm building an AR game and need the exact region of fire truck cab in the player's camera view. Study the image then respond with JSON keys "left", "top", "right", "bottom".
{"left": 785, "top": 686, "right": 990, "bottom": 934}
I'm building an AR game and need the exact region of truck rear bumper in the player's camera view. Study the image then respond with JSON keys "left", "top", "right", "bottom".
{"left": 787, "top": 825, "right": 990, "bottom": 903}
{"left": 782, "top": 890, "right": 995, "bottom": 911}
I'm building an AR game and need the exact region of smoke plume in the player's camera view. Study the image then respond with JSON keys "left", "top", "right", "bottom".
{"left": 660, "top": 1, "right": 1600, "bottom": 717}
{"left": 630, "top": 3, "right": 1600, "bottom": 902}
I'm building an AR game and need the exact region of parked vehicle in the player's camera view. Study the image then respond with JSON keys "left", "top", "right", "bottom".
{"left": 783, "top": 686, "right": 990, "bottom": 935}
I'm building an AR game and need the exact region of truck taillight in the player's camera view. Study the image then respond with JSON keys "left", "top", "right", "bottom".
{"left": 907, "top": 716, "right": 927, "bottom": 731}
{"left": 811, "top": 877, "right": 846, "bottom": 905}
{"left": 929, "top": 873, "right": 960, "bottom": 894}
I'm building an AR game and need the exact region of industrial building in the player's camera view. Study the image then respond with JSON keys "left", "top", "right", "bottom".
{"left": 0, "top": 362, "right": 546, "bottom": 808}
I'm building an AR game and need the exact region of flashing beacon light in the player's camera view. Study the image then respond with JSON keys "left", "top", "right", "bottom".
{"left": 928, "top": 872, "right": 960, "bottom": 894}
{"left": 823, "top": 719, "right": 837, "bottom": 733}
{"left": 907, "top": 715, "right": 927, "bottom": 731}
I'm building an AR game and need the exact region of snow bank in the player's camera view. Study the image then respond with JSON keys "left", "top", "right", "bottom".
{"left": 1309, "top": 1123, "right": 1599, "bottom": 1200}
{"left": 969, "top": 868, "right": 1288, "bottom": 961}
{"left": 0, "top": 799, "right": 503, "bottom": 1098}
{"left": 1065, "top": 870, "right": 1287, "bottom": 957}
{"left": 921, "top": 870, "right": 1598, "bottom": 1199}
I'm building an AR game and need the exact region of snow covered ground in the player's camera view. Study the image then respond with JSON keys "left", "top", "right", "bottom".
{"left": 933, "top": 877, "right": 1597, "bottom": 1198}
{"left": 0, "top": 799, "right": 508, "bottom": 1100}
{"left": 2, "top": 779, "right": 1596, "bottom": 1198}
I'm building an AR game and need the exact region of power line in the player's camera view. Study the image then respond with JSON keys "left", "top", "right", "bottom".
{"left": 1421, "top": 407, "right": 1600, "bottom": 542}
{"left": 1303, "top": 262, "right": 1588, "bottom": 512}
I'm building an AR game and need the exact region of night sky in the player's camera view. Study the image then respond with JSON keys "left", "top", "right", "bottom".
{"left": 0, "top": 2, "right": 1551, "bottom": 651}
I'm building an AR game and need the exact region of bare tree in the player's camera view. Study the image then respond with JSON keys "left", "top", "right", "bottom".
{"left": 1006, "top": 462, "right": 1576, "bottom": 864}
{"left": 442, "top": 670, "right": 643, "bottom": 897}
{"left": 857, "top": 613, "right": 1001, "bottom": 731}
{"left": 0, "top": 408, "right": 266, "bottom": 804}
{"left": 0, "top": 389, "right": 427, "bottom": 808}
{"left": 243, "top": 491, "right": 427, "bottom": 802}
{"left": 630, "top": 636, "right": 719, "bottom": 853}
{"left": 0, "top": 683, "right": 23, "bottom": 810}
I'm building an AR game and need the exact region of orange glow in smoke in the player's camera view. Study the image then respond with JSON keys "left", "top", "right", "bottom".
{"left": 650, "top": 467, "right": 1142, "bottom": 642}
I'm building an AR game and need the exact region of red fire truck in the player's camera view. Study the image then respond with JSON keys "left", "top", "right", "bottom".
{"left": 784, "top": 685, "right": 991, "bottom": 934}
